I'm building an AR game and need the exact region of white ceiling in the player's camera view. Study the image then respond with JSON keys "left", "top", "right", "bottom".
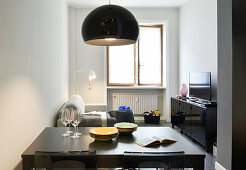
{"left": 67, "top": 0, "right": 190, "bottom": 8}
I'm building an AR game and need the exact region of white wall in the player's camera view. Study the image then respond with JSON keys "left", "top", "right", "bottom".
{"left": 179, "top": 0, "right": 217, "bottom": 101}
{"left": 0, "top": 0, "right": 69, "bottom": 169}
{"left": 69, "top": 8, "right": 107, "bottom": 105}
{"left": 69, "top": 7, "right": 179, "bottom": 120}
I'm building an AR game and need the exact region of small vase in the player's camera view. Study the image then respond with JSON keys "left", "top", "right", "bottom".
{"left": 180, "top": 83, "right": 188, "bottom": 97}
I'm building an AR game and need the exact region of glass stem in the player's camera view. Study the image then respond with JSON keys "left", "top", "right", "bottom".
{"left": 76, "top": 125, "right": 79, "bottom": 136}
{"left": 74, "top": 125, "right": 76, "bottom": 135}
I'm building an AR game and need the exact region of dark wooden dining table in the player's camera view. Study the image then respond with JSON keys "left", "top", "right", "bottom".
{"left": 21, "top": 127, "right": 205, "bottom": 169}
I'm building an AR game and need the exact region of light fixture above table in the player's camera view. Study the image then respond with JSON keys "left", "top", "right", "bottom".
{"left": 81, "top": 4, "right": 139, "bottom": 46}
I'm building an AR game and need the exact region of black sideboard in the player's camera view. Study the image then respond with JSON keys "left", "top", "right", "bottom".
{"left": 171, "top": 97, "right": 217, "bottom": 152}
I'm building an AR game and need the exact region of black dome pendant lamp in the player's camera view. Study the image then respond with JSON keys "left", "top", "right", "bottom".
{"left": 82, "top": 2, "right": 139, "bottom": 46}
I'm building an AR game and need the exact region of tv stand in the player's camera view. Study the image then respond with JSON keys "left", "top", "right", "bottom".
{"left": 171, "top": 97, "right": 217, "bottom": 152}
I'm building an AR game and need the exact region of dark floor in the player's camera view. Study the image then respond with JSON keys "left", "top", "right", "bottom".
{"left": 135, "top": 120, "right": 216, "bottom": 170}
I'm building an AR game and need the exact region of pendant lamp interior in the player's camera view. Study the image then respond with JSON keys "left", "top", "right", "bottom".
{"left": 82, "top": 4, "right": 139, "bottom": 46}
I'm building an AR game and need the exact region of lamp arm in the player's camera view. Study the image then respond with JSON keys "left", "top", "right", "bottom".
{"left": 74, "top": 69, "right": 93, "bottom": 94}
{"left": 76, "top": 69, "right": 91, "bottom": 73}
{"left": 74, "top": 71, "right": 80, "bottom": 94}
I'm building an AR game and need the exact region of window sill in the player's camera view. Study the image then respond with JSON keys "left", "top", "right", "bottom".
{"left": 107, "top": 86, "right": 166, "bottom": 90}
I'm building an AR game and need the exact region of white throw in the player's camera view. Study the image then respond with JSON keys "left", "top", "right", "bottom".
{"left": 84, "top": 111, "right": 107, "bottom": 127}
{"left": 62, "top": 95, "right": 85, "bottom": 113}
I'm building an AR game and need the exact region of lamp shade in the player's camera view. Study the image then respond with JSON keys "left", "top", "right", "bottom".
{"left": 89, "top": 70, "right": 96, "bottom": 80}
{"left": 82, "top": 4, "right": 139, "bottom": 46}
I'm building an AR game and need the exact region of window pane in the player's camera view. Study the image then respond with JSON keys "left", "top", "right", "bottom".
{"left": 108, "top": 44, "right": 135, "bottom": 84}
{"left": 139, "top": 26, "right": 162, "bottom": 85}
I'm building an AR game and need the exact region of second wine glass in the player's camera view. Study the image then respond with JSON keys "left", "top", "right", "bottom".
{"left": 71, "top": 108, "right": 82, "bottom": 139}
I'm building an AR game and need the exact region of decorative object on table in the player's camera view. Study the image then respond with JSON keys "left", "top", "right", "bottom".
{"left": 57, "top": 95, "right": 84, "bottom": 127}
{"left": 89, "top": 127, "right": 119, "bottom": 141}
{"left": 114, "top": 122, "right": 138, "bottom": 135}
{"left": 143, "top": 111, "right": 160, "bottom": 124}
{"left": 180, "top": 83, "right": 188, "bottom": 97}
{"left": 65, "top": 108, "right": 74, "bottom": 134}
{"left": 71, "top": 108, "right": 82, "bottom": 139}
{"left": 60, "top": 109, "right": 69, "bottom": 137}
{"left": 81, "top": 1, "right": 139, "bottom": 46}
{"left": 74, "top": 69, "right": 96, "bottom": 90}
{"left": 136, "top": 136, "right": 177, "bottom": 147}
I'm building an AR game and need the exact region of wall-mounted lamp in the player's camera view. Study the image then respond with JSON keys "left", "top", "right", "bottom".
{"left": 88, "top": 70, "right": 96, "bottom": 80}
{"left": 88, "top": 70, "right": 96, "bottom": 86}
{"left": 74, "top": 69, "right": 97, "bottom": 93}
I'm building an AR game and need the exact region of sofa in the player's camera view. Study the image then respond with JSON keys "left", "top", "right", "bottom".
{"left": 56, "top": 95, "right": 116, "bottom": 127}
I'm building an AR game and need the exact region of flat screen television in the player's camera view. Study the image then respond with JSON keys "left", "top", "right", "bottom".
{"left": 189, "top": 72, "right": 211, "bottom": 101}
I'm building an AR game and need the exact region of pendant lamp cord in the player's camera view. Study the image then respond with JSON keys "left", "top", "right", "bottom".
{"left": 109, "top": 0, "right": 111, "bottom": 5}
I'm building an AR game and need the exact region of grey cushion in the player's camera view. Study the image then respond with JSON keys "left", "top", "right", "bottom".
{"left": 85, "top": 105, "right": 107, "bottom": 112}
{"left": 57, "top": 113, "right": 116, "bottom": 127}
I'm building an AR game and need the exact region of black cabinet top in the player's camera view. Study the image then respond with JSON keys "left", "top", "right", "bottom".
{"left": 171, "top": 97, "right": 217, "bottom": 108}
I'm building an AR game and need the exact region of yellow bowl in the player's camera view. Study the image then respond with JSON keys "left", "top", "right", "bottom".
{"left": 89, "top": 127, "right": 118, "bottom": 136}
{"left": 89, "top": 133, "right": 119, "bottom": 141}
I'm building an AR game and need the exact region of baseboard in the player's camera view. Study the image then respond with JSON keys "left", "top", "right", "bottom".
{"left": 134, "top": 117, "right": 144, "bottom": 121}
{"left": 166, "top": 118, "right": 171, "bottom": 122}
{"left": 213, "top": 145, "right": 217, "bottom": 157}
{"left": 215, "top": 162, "right": 226, "bottom": 170}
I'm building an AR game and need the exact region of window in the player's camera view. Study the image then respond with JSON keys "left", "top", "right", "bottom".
{"left": 107, "top": 25, "right": 163, "bottom": 86}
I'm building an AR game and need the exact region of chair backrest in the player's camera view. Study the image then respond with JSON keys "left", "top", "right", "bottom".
{"left": 35, "top": 150, "right": 96, "bottom": 170}
{"left": 123, "top": 151, "right": 185, "bottom": 170}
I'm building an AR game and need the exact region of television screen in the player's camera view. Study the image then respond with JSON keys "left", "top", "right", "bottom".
{"left": 189, "top": 72, "right": 211, "bottom": 100}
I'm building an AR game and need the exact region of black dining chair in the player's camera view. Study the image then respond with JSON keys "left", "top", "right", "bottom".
{"left": 34, "top": 150, "right": 97, "bottom": 170}
{"left": 123, "top": 151, "right": 185, "bottom": 170}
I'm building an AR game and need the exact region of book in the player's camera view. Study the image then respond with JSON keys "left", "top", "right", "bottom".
{"left": 136, "top": 136, "right": 177, "bottom": 147}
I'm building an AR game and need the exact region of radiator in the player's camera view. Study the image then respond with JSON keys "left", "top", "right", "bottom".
{"left": 112, "top": 93, "right": 158, "bottom": 116}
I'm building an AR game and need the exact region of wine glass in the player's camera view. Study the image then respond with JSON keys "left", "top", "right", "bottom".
{"left": 60, "top": 109, "right": 69, "bottom": 136}
{"left": 65, "top": 108, "right": 73, "bottom": 134}
{"left": 71, "top": 108, "right": 82, "bottom": 139}
{"left": 75, "top": 109, "right": 82, "bottom": 136}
